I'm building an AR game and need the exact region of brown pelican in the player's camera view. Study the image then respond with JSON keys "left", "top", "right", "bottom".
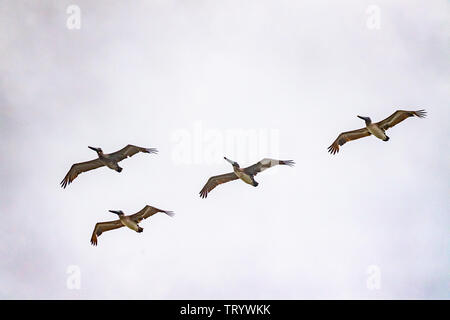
{"left": 90, "top": 205, "right": 174, "bottom": 246}
{"left": 199, "top": 157, "right": 295, "bottom": 198}
{"left": 61, "top": 145, "right": 158, "bottom": 188}
{"left": 328, "top": 109, "right": 426, "bottom": 154}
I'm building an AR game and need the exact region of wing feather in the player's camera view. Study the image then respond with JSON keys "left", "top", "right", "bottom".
{"left": 376, "top": 109, "right": 426, "bottom": 131}
{"left": 90, "top": 220, "right": 123, "bottom": 246}
{"left": 60, "top": 159, "right": 104, "bottom": 188}
{"left": 199, "top": 172, "right": 238, "bottom": 198}
{"left": 129, "top": 205, "right": 174, "bottom": 223}
{"left": 244, "top": 159, "right": 295, "bottom": 176}
{"left": 328, "top": 128, "right": 371, "bottom": 155}
{"left": 108, "top": 144, "right": 158, "bottom": 162}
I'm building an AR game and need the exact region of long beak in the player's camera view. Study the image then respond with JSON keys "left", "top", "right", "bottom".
{"left": 109, "top": 210, "right": 121, "bottom": 215}
{"left": 88, "top": 146, "right": 99, "bottom": 152}
{"left": 357, "top": 115, "right": 367, "bottom": 121}
{"left": 224, "top": 157, "right": 235, "bottom": 165}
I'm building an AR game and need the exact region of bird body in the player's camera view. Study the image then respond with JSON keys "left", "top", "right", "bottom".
{"left": 119, "top": 215, "right": 142, "bottom": 232}
{"left": 233, "top": 166, "right": 257, "bottom": 186}
{"left": 199, "top": 157, "right": 294, "bottom": 198}
{"left": 61, "top": 144, "right": 158, "bottom": 188}
{"left": 366, "top": 123, "right": 388, "bottom": 141}
{"left": 328, "top": 109, "right": 426, "bottom": 154}
{"left": 90, "top": 205, "right": 174, "bottom": 246}
{"left": 97, "top": 152, "right": 123, "bottom": 172}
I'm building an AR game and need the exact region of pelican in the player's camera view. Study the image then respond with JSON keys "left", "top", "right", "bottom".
{"left": 328, "top": 109, "right": 426, "bottom": 154}
{"left": 90, "top": 205, "right": 174, "bottom": 246}
{"left": 61, "top": 144, "right": 158, "bottom": 188}
{"left": 199, "top": 157, "right": 295, "bottom": 198}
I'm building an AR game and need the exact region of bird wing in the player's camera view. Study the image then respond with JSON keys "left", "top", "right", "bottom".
{"left": 244, "top": 158, "right": 295, "bottom": 176}
{"left": 60, "top": 159, "right": 104, "bottom": 188}
{"left": 328, "top": 128, "right": 371, "bottom": 155}
{"left": 90, "top": 220, "right": 124, "bottom": 246}
{"left": 108, "top": 144, "right": 158, "bottom": 162}
{"left": 376, "top": 109, "right": 426, "bottom": 131}
{"left": 199, "top": 172, "right": 239, "bottom": 198}
{"left": 129, "top": 205, "right": 175, "bottom": 223}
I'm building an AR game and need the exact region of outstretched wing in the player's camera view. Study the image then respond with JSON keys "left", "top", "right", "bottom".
{"left": 108, "top": 144, "right": 158, "bottom": 162}
{"left": 328, "top": 128, "right": 371, "bottom": 155}
{"left": 244, "top": 158, "right": 295, "bottom": 176}
{"left": 376, "top": 109, "right": 426, "bottom": 131}
{"left": 199, "top": 172, "right": 239, "bottom": 198}
{"left": 60, "top": 159, "right": 104, "bottom": 188}
{"left": 129, "top": 205, "right": 175, "bottom": 223}
{"left": 90, "top": 220, "right": 124, "bottom": 246}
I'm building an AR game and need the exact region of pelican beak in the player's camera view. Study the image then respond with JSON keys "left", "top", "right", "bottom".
{"left": 224, "top": 157, "right": 235, "bottom": 165}
{"left": 88, "top": 146, "right": 99, "bottom": 152}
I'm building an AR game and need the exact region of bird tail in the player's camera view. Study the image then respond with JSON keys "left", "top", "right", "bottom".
{"left": 383, "top": 136, "right": 390, "bottom": 141}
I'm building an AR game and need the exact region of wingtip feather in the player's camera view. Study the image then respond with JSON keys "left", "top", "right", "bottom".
{"left": 414, "top": 109, "right": 427, "bottom": 118}
{"left": 165, "top": 210, "right": 175, "bottom": 217}
{"left": 281, "top": 160, "right": 295, "bottom": 167}
{"left": 145, "top": 148, "right": 158, "bottom": 154}
{"left": 328, "top": 145, "right": 338, "bottom": 155}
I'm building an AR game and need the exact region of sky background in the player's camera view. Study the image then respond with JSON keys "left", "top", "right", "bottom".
{"left": 0, "top": 0, "right": 448, "bottom": 299}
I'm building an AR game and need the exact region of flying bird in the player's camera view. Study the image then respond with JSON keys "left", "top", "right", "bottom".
{"left": 61, "top": 145, "right": 158, "bottom": 188}
{"left": 90, "top": 205, "right": 174, "bottom": 246}
{"left": 328, "top": 109, "right": 427, "bottom": 155}
{"left": 199, "top": 157, "right": 295, "bottom": 198}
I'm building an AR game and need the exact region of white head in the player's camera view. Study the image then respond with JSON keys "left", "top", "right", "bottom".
{"left": 224, "top": 156, "right": 239, "bottom": 168}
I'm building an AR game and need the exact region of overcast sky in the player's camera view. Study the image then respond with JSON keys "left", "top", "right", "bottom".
{"left": 0, "top": 0, "right": 448, "bottom": 299}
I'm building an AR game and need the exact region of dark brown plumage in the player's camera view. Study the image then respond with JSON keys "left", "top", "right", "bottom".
{"left": 376, "top": 109, "right": 427, "bottom": 130}
{"left": 328, "top": 128, "right": 370, "bottom": 155}
{"left": 328, "top": 109, "right": 426, "bottom": 155}
{"left": 199, "top": 158, "right": 295, "bottom": 198}
{"left": 90, "top": 205, "right": 174, "bottom": 246}
{"left": 61, "top": 144, "right": 158, "bottom": 188}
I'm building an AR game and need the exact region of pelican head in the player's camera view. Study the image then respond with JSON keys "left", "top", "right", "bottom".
{"left": 88, "top": 146, "right": 103, "bottom": 154}
{"left": 357, "top": 115, "right": 372, "bottom": 125}
{"left": 109, "top": 210, "right": 124, "bottom": 216}
{"left": 224, "top": 156, "right": 239, "bottom": 168}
